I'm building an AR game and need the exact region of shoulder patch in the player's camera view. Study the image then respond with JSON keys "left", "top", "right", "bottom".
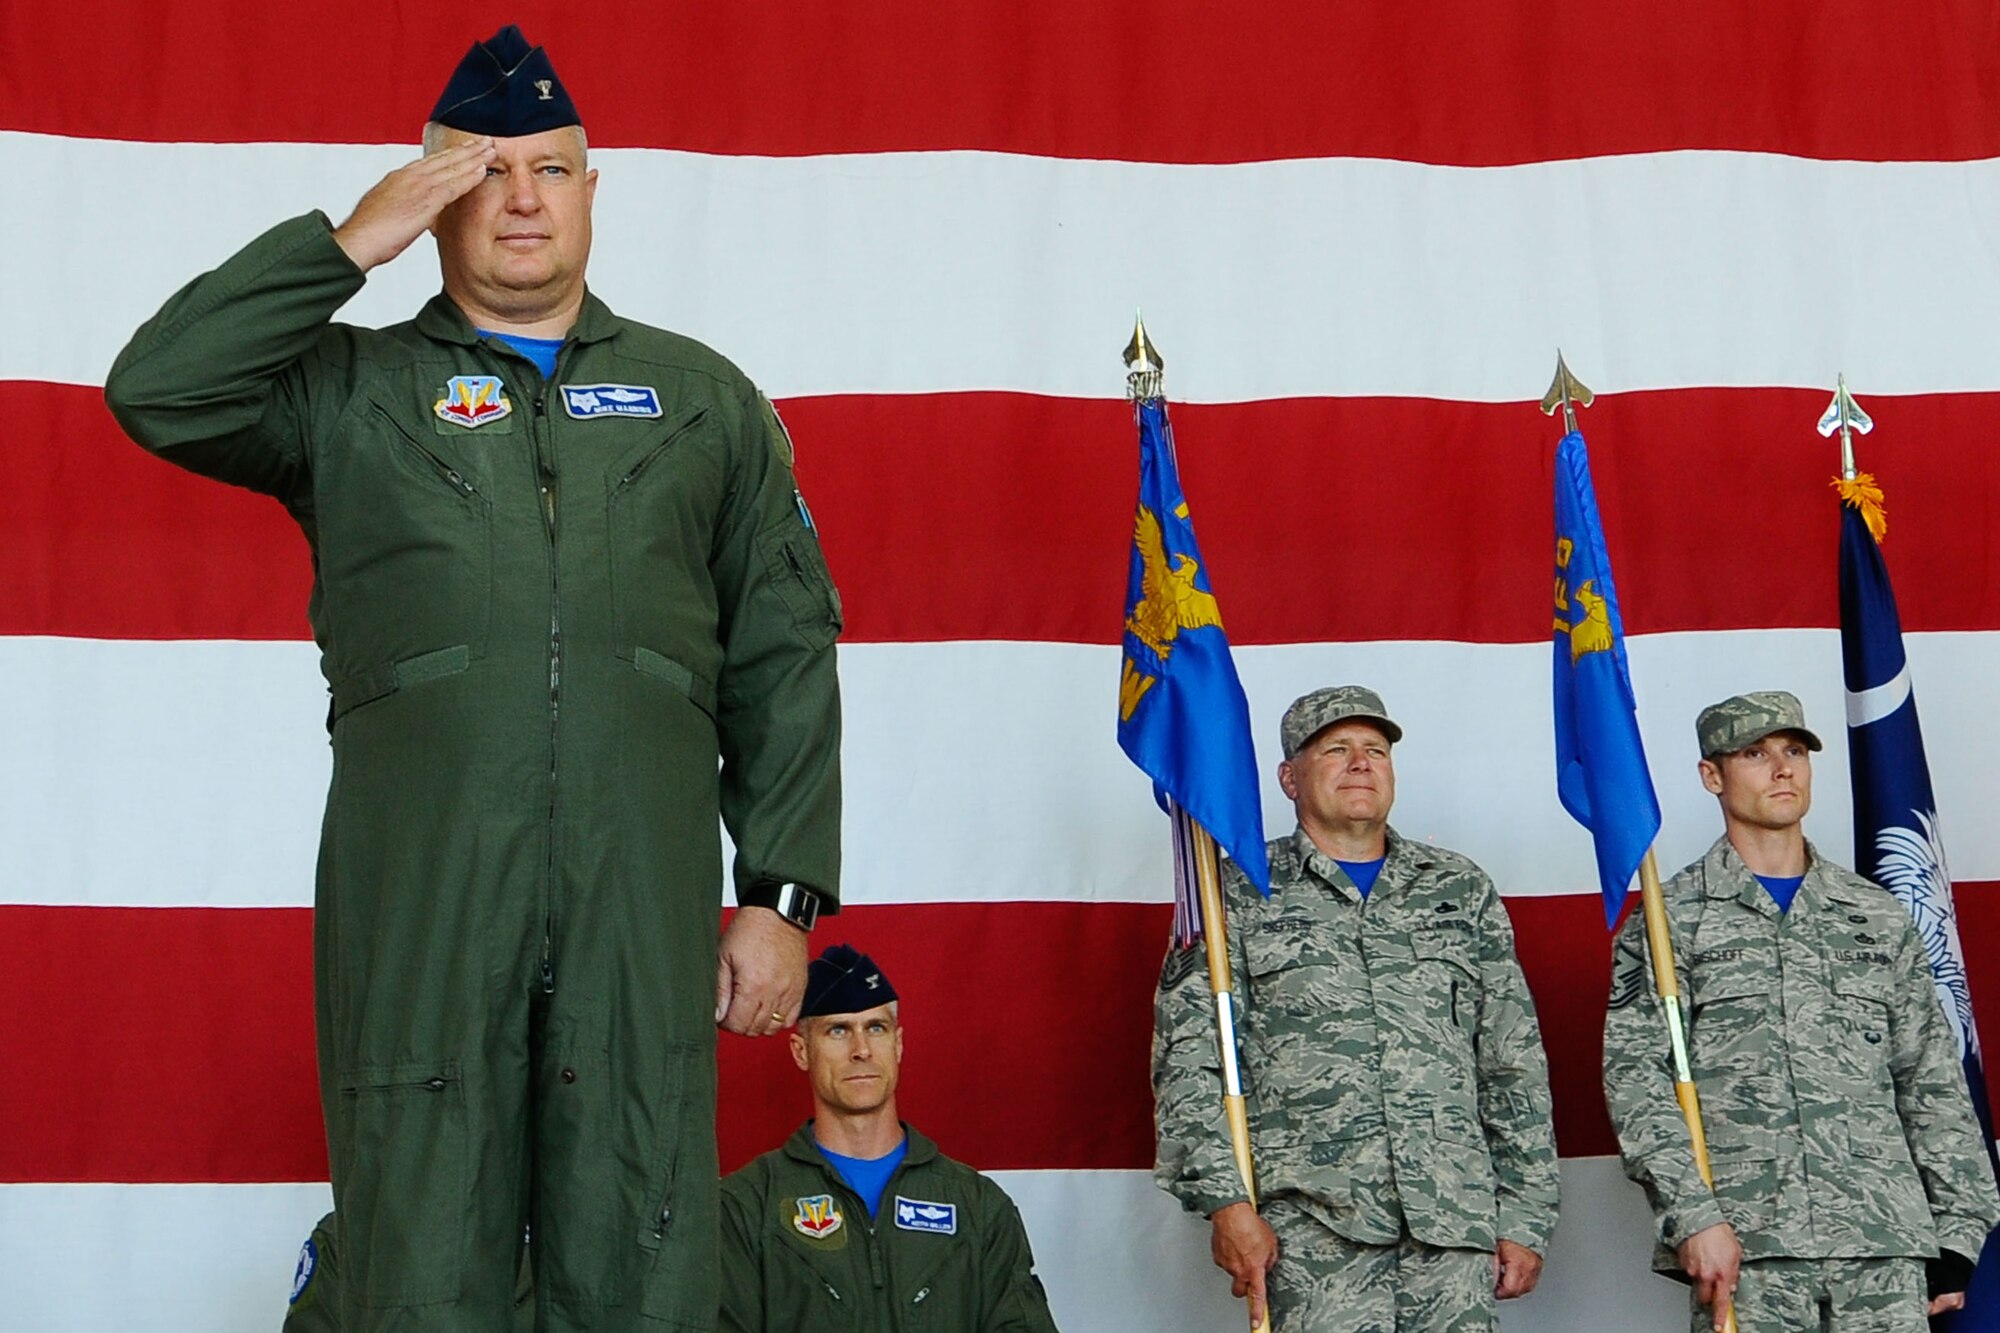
{"left": 288, "top": 1237, "right": 319, "bottom": 1306}
{"left": 893, "top": 1195, "right": 958, "bottom": 1235}
{"left": 561, "top": 383, "right": 662, "bottom": 419}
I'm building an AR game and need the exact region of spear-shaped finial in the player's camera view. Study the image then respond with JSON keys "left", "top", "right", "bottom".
{"left": 1815, "top": 373, "right": 1875, "bottom": 481}
{"left": 1124, "top": 312, "right": 1165, "bottom": 402}
{"left": 1540, "top": 351, "right": 1594, "bottom": 434}
{"left": 1819, "top": 375, "right": 1885, "bottom": 541}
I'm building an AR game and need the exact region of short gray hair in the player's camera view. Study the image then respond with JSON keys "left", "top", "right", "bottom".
{"left": 421, "top": 121, "right": 587, "bottom": 159}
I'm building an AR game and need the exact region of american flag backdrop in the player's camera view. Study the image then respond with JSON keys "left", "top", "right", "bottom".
{"left": 6, "top": 4, "right": 2000, "bottom": 1328}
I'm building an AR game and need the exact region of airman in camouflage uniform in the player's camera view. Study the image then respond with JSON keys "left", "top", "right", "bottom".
{"left": 1153, "top": 686, "right": 1560, "bottom": 1332}
{"left": 1603, "top": 691, "right": 1998, "bottom": 1332}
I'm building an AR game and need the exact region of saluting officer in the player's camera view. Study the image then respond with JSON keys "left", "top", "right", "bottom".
{"left": 105, "top": 26, "right": 841, "bottom": 1329}
{"left": 1153, "top": 686, "right": 1560, "bottom": 1331}
{"left": 1603, "top": 692, "right": 1998, "bottom": 1331}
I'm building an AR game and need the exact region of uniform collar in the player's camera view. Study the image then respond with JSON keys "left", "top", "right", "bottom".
{"left": 1292, "top": 824, "right": 1402, "bottom": 902}
{"left": 784, "top": 1119, "right": 938, "bottom": 1171}
{"left": 415, "top": 286, "right": 627, "bottom": 347}
{"left": 1699, "top": 833, "right": 1849, "bottom": 920}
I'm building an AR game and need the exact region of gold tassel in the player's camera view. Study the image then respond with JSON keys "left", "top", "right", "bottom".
{"left": 1834, "top": 472, "right": 1888, "bottom": 543}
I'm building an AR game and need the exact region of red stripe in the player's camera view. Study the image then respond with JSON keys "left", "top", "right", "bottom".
{"left": 9, "top": 380, "right": 2000, "bottom": 645}
{"left": 3, "top": 3, "right": 1998, "bottom": 164}
{"left": 8, "top": 890, "right": 2000, "bottom": 1182}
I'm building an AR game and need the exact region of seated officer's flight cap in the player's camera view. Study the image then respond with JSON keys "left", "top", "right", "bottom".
{"left": 430, "top": 25, "right": 580, "bottom": 137}
{"left": 801, "top": 944, "right": 899, "bottom": 1019}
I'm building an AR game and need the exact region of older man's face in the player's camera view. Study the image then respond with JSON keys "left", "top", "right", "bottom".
{"left": 1279, "top": 720, "right": 1397, "bottom": 831}
{"left": 432, "top": 126, "right": 596, "bottom": 320}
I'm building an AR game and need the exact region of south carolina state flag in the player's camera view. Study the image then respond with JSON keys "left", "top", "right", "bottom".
{"left": 1552, "top": 429, "right": 1662, "bottom": 926}
{"left": 1839, "top": 493, "right": 2000, "bottom": 1325}
{"left": 1117, "top": 396, "right": 1270, "bottom": 920}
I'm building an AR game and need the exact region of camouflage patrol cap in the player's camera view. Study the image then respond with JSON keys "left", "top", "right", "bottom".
{"left": 1280, "top": 685, "right": 1403, "bottom": 756}
{"left": 1696, "top": 691, "right": 1825, "bottom": 759}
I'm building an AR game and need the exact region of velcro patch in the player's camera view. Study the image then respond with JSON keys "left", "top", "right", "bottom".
{"left": 893, "top": 1196, "right": 958, "bottom": 1235}
{"left": 288, "top": 1237, "right": 318, "bottom": 1305}
{"left": 562, "top": 384, "right": 662, "bottom": 419}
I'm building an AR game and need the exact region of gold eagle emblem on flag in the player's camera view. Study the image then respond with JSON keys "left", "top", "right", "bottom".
{"left": 1121, "top": 504, "right": 1224, "bottom": 720}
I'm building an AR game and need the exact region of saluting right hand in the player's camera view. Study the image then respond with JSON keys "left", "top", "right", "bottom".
{"left": 332, "top": 138, "right": 496, "bottom": 272}
{"left": 1209, "top": 1202, "right": 1279, "bottom": 1329}
{"left": 1678, "top": 1221, "right": 1742, "bottom": 1330}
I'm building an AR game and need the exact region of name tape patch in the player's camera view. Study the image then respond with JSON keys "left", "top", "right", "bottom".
{"left": 893, "top": 1195, "right": 957, "bottom": 1235}
{"left": 562, "top": 384, "right": 662, "bottom": 419}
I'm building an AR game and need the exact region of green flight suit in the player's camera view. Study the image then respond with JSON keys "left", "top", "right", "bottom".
{"left": 105, "top": 213, "right": 842, "bottom": 1330}
{"left": 284, "top": 1212, "right": 533, "bottom": 1332}
{"left": 718, "top": 1124, "right": 1060, "bottom": 1332}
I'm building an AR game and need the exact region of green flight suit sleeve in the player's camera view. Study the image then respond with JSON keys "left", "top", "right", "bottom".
{"left": 976, "top": 1180, "right": 1062, "bottom": 1332}
{"left": 717, "top": 1173, "right": 764, "bottom": 1333}
{"left": 1151, "top": 864, "right": 1253, "bottom": 1218}
{"left": 1602, "top": 896, "right": 1727, "bottom": 1253}
{"left": 1473, "top": 881, "right": 1561, "bottom": 1254}
{"left": 709, "top": 390, "right": 843, "bottom": 906}
{"left": 103, "top": 212, "right": 365, "bottom": 508}
{"left": 1883, "top": 912, "right": 2000, "bottom": 1261}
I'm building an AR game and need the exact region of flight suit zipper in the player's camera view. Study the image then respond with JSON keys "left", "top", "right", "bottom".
{"left": 534, "top": 376, "right": 562, "bottom": 997}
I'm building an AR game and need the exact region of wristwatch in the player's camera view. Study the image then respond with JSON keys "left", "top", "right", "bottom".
{"left": 739, "top": 881, "right": 823, "bottom": 931}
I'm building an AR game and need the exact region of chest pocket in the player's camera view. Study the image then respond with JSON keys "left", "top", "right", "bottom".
{"left": 314, "top": 398, "right": 495, "bottom": 690}
{"left": 604, "top": 407, "right": 727, "bottom": 677}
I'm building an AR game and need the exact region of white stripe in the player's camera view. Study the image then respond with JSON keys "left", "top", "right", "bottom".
{"left": 7, "top": 629, "right": 2000, "bottom": 909}
{"left": 0, "top": 1163, "right": 1684, "bottom": 1331}
{"left": 9, "top": 133, "right": 2000, "bottom": 402}
{"left": 1846, "top": 663, "right": 1914, "bottom": 727}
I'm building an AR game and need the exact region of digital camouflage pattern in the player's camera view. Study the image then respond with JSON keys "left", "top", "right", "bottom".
{"left": 1152, "top": 826, "right": 1560, "bottom": 1258}
{"left": 1262, "top": 1197, "right": 1496, "bottom": 1333}
{"left": 1695, "top": 691, "right": 1823, "bottom": 759}
{"left": 1603, "top": 836, "right": 1998, "bottom": 1284}
{"left": 1703, "top": 1256, "right": 1927, "bottom": 1333}
{"left": 718, "top": 1123, "right": 1060, "bottom": 1333}
{"left": 1278, "top": 684, "right": 1403, "bottom": 755}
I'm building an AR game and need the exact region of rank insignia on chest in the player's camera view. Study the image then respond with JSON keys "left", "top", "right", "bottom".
{"left": 792, "top": 1194, "right": 843, "bottom": 1239}
{"left": 893, "top": 1196, "right": 958, "bottom": 1235}
{"left": 561, "top": 383, "right": 662, "bottom": 419}
{"left": 435, "top": 375, "right": 513, "bottom": 428}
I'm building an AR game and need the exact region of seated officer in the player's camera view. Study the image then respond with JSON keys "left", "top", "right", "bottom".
{"left": 719, "top": 944, "right": 1061, "bottom": 1331}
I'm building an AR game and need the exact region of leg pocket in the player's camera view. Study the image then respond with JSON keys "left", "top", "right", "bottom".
{"left": 638, "top": 1040, "right": 719, "bottom": 1326}
{"left": 336, "top": 1059, "right": 468, "bottom": 1308}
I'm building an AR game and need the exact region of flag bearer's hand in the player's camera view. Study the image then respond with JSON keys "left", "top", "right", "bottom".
{"left": 1678, "top": 1222, "right": 1742, "bottom": 1329}
{"left": 1209, "top": 1202, "right": 1278, "bottom": 1328}
{"left": 1493, "top": 1239, "right": 1543, "bottom": 1298}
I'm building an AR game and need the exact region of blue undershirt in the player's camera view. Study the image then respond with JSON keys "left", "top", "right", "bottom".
{"left": 1336, "top": 857, "right": 1387, "bottom": 898}
{"left": 479, "top": 330, "right": 564, "bottom": 379}
{"left": 817, "top": 1136, "right": 908, "bottom": 1218}
{"left": 1755, "top": 873, "right": 1806, "bottom": 914}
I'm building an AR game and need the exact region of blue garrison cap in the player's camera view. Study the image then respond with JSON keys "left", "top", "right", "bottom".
{"left": 429, "top": 25, "right": 581, "bottom": 137}
{"left": 801, "top": 945, "right": 899, "bottom": 1019}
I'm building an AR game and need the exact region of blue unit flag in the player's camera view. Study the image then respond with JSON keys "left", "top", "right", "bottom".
{"left": 1839, "top": 496, "right": 2000, "bottom": 1326}
{"left": 1551, "top": 430, "right": 1662, "bottom": 926}
{"left": 1118, "top": 396, "right": 1270, "bottom": 944}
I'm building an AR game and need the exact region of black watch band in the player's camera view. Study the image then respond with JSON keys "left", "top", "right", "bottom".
{"left": 740, "top": 881, "right": 822, "bottom": 931}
